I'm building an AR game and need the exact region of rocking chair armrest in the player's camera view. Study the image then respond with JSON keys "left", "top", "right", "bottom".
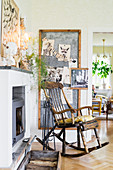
{"left": 53, "top": 108, "right": 76, "bottom": 115}
{"left": 76, "top": 106, "right": 92, "bottom": 116}
{"left": 52, "top": 108, "right": 75, "bottom": 125}
{"left": 76, "top": 106, "right": 92, "bottom": 111}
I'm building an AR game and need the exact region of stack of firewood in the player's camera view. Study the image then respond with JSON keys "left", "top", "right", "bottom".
{"left": 18, "top": 150, "right": 61, "bottom": 170}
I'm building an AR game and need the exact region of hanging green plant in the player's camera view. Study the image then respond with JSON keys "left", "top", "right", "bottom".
{"left": 92, "top": 61, "right": 100, "bottom": 76}
{"left": 92, "top": 60, "right": 113, "bottom": 79}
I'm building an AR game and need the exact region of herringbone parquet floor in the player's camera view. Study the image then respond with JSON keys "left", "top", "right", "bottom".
{"left": 32, "top": 120, "right": 113, "bottom": 170}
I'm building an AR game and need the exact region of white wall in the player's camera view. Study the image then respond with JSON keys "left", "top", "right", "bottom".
{"left": 14, "top": 0, "right": 113, "bottom": 140}
{"left": 0, "top": 0, "right": 1, "bottom": 54}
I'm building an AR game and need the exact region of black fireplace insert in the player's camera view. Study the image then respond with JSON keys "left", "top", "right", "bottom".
{"left": 12, "top": 98, "right": 25, "bottom": 146}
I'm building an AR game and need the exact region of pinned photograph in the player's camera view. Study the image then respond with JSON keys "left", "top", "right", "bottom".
{"left": 69, "top": 59, "right": 77, "bottom": 68}
{"left": 47, "top": 67, "right": 63, "bottom": 83}
{"left": 71, "top": 69, "right": 88, "bottom": 88}
{"left": 59, "top": 44, "right": 71, "bottom": 62}
{"left": 42, "top": 37, "right": 54, "bottom": 56}
{"left": 56, "top": 53, "right": 64, "bottom": 61}
{"left": 62, "top": 67, "right": 70, "bottom": 84}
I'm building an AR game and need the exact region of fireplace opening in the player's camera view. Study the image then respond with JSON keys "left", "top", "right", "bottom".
{"left": 12, "top": 86, "right": 25, "bottom": 146}
{"left": 16, "top": 107, "right": 24, "bottom": 136}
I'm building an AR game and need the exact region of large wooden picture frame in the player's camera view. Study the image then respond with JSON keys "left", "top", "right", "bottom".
{"left": 38, "top": 29, "right": 81, "bottom": 129}
{"left": 1, "top": 0, "right": 20, "bottom": 57}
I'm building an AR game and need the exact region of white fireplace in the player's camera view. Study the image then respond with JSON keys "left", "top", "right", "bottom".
{"left": 0, "top": 67, "right": 33, "bottom": 168}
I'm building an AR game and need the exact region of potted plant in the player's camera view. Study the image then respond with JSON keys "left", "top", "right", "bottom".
{"left": 21, "top": 36, "right": 48, "bottom": 88}
{"left": 92, "top": 60, "right": 113, "bottom": 89}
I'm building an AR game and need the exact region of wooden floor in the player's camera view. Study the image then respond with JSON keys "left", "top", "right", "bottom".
{"left": 32, "top": 120, "right": 113, "bottom": 170}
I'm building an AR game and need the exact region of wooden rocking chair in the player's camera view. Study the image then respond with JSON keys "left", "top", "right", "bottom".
{"left": 36, "top": 81, "right": 108, "bottom": 157}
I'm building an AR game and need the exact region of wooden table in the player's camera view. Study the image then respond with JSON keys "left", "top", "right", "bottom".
{"left": 92, "top": 98, "right": 102, "bottom": 115}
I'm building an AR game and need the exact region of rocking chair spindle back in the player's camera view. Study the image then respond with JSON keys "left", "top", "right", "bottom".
{"left": 43, "top": 81, "right": 76, "bottom": 125}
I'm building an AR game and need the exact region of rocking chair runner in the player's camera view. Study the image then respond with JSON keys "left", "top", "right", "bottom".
{"left": 36, "top": 81, "right": 108, "bottom": 156}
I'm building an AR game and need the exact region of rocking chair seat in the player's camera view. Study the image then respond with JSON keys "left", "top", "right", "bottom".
{"left": 58, "top": 116, "right": 98, "bottom": 131}
{"left": 58, "top": 115, "right": 95, "bottom": 124}
{"left": 58, "top": 118, "right": 74, "bottom": 124}
{"left": 74, "top": 115, "right": 95, "bottom": 122}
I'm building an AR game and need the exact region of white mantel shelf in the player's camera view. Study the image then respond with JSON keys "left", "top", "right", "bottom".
{"left": 0, "top": 68, "right": 33, "bottom": 168}
{"left": 0, "top": 66, "right": 32, "bottom": 74}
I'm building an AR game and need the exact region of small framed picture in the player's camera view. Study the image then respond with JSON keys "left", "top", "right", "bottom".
{"left": 71, "top": 68, "right": 88, "bottom": 89}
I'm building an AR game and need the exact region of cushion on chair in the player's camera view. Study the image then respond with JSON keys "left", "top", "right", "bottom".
{"left": 74, "top": 115, "right": 95, "bottom": 122}
{"left": 58, "top": 115, "right": 95, "bottom": 124}
{"left": 59, "top": 118, "right": 73, "bottom": 124}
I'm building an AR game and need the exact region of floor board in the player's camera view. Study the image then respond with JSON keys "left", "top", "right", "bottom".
{"left": 31, "top": 120, "right": 113, "bottom": 170}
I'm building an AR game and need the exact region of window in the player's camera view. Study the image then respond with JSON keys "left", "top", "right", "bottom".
{"left": 92, "top": 54, "right": 111, "bottom": 89}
